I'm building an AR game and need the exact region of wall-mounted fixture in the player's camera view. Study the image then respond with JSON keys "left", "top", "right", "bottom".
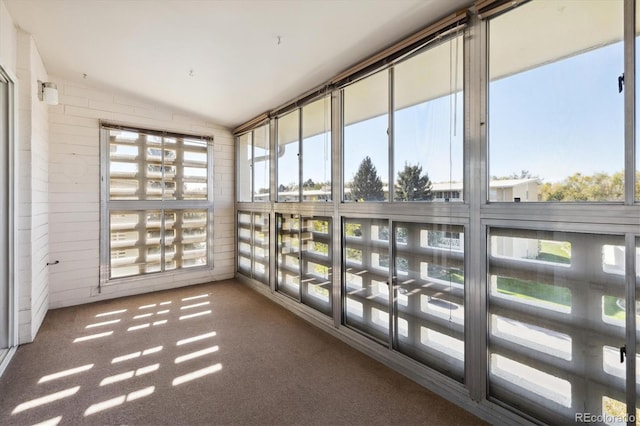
{"left": 37, "top": 80, "right": 58, "bottom": 105}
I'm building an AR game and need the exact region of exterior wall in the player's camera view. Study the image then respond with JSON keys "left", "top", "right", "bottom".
{"left": 48, "top": 77, "right": 235, "bottom": 308}
{"left": 511, "top": 181, "right": 538, "bottom": 202}
{"left": 16, "top": 30, "right": 49, "bottom": 343}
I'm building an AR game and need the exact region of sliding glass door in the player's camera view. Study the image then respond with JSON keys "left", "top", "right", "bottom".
{"left": 342, "top": 218, "right": 465, "bottom": 382}
{"left": 276, "top": 214, "right": 333, "bottom": 316}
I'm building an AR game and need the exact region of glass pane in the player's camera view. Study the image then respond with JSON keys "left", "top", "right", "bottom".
{"left": 489, "top": 0, "right": 624, "bottom": 202}
{"left": 253, "top": 124, "right": 270, "bottom": 202}
{"left": 394, "top": 35, "right": 463, "bottom": 202}
{"left": 277, "top": 110, "right": 300, "bottom": 202}
{"left": 237, "top": 133, "right": 252, "bottom": 202}
{"left": 174, "top": 210, "right": 208, "bottom": 269}
{"left": 301, "top": 217, "right": 332, "bottom": 316}
{"left": 237, "top": 211, "right": 252, "bottom": 276}
{"left": 177, "top": 138, "right": 208, "bottom": 200}
{"left": 302, "top": 97, "right": 331, "bottom": 201}
{"left": 110, "top": 210, "right": 158, "bottom": 278}
{"left": 253, "top": 212, "right": 269, "bottom": 284}
{"left": 109, "top": 130, "right": 209, "bottom": 202}
{"left": 109, "top": 130, "right": 144, "bottom": 200}
{"left": 393, "top": 222, "right": 464, "bottom": 382}
{"left": 277, "top": 214, "right": 300, "bottom": 299}
{"left": 343, "top": 71, "right": 389, "bottom": 202}
{"left": 488, "top": 228, "right": 625, "bottom": 424}
{"left": 343, "top": 218, "right": 389, "bottom": 342}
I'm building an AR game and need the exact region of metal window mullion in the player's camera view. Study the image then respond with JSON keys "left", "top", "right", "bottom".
{"left": 207, "top": 139, "right": 214, "bottom": 268}
{"left": 249, "top": 212, "right": 254, "bottom": 278}
{"left": 624, "top": 0, "right": 637, "bottom": 417}
{"left": 174, "top": 137, "right": 185, "bottom": 200}
{"left": 160, "top": 137, "right": 166, "bottom": 271}
{"left": 159, "top": 208, "right": 165, "bottom": 272}
{"left": 332, "top": 90, "right": 343, "bottom": 327}
{"left": 140, "top": 136, "right": 150, "bottom": 200}
{"left": 134, "top": 210, "right": 147, "bottom": 275}
{"left": 250, "top": 130, "right": 255, "bottom": 202}
{"left": 389, "top": 219, "right": 397, "bottom": 350}
{"left": 625, "top": 0, "right": 636, "bottom": 206}
{"left": 269, "top": 120, "right": 277, "bottom": 292}
{"left": 388, "top": 68, "right": 395, "bottom": 203}
{"left": 100, "top": 127, "right": 110, "bottom": 288}
{"left": 298, "top": 214, "right": 303, "bottom": 301}
{"left": 466, "top": 11, "right": 487, "bottom": 401}
{"left": 107, "top": 200, "right": 210, "bottom": 210}
{"left": 299, "top": 109, "right": 303, "bottom": 202}
{"left": 625, "top": 232, "right": 637, "bottom": 425}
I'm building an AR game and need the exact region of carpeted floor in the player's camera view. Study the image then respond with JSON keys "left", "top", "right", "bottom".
{"left": 0, "top": 280, "right": 486, "bottom": 425}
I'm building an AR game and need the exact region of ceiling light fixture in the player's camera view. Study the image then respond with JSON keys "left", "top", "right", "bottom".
{"left": 37, "top": 80, "right": 59, "bottom": 105}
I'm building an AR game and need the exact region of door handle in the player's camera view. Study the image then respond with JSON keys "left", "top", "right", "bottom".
{"left": 620, "top": 345, "right": 626, "bottom": 363}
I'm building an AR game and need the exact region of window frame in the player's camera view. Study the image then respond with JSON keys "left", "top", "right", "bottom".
{"left": 99, "top": 123, "right": 214, "bottom": 286}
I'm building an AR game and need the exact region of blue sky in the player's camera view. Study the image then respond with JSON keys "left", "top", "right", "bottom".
{"left": 277, "top": 37, "right": 634, "bottom": 190}
{"left": 490, "top": 40, "right": 625, "bottom": 182}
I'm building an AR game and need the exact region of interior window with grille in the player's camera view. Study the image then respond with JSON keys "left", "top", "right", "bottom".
{"left": 102, "top": 124, "right": 213, "bottom": 281}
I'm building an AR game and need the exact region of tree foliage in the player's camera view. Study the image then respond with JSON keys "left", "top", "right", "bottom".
{"left": 492, "top": 169, "right": 540, "bottom": 182}
{"left": 351, "top": 156, "right": 384, "bottom": 201}
{"left": 394, "top": 162, "right": 433, "bottom": 201}
{"left": 539, "top": 171, "right": 625, "bottom": 201}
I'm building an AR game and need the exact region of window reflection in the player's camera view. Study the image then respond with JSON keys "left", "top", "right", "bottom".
{"left": 489, "top": 0, "right": 624, "bottom": 202}
{"left": 343, "top": 71, "right": 389, "bottom": 202}
{"left": 394, "top": 35, "right": 463, "bottom": 202}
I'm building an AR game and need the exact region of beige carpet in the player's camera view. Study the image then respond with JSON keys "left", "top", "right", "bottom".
{"left": 0, "top": 280, "right": 486, "bottom": 425}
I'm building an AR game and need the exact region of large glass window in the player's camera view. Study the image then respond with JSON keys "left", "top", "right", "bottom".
{"left": 237, "top": 211, "right": 270, "bottom": 285}
{"left": 488, "top": 228, "right": 626, "bottom": 423}
{"left": 276, "top": 214, "right": 332, "bottom": 316}
{"left": 253, "top": 124, "right": 270, "bottom": 202}
{"left": 277, "top": 213, "right": 301, "bottom": 298}
{"left": 301, "top": 217, "right": 332, "bottom": 315}
{"left": 343, "top": 218, "right": 390, "bottom": 341}
{"left": 393, "top": 222, "right": 464, "bottom": 381}
{"left": 302, "top": 97, "right": 331, "bottom": 201}
{"left": 489, "top": 0, "right": 624, "bottom": 202}
{"left": 343, "top": 71, "right": 389, "bottom": 202}
{"left": 103, "top": 125, "right": 212, "bottom": 281}
{"left": 237, "top": 124, "right": 270, "bottom": 202}
{"left": 237, "top": 133, "right": 252, "bottom": 202}
{"left": 277, "top": 111, "right": 300, "bottom": 202}
{"left": 394, "top": 36, "right": 463, "bottom": 202}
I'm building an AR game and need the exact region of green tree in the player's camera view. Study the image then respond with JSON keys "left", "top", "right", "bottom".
{"left": 539, "top": 171, "right": 624, "bottom": 201}
{"left": 394, "top": 162, "right": 433, "bottom": 201}
{"left": 351, "top": 156, "right": 384, "bottom": 201}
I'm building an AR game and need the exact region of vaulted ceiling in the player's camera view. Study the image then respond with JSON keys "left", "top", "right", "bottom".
{"left": 4, "top": 0, "right": 469, "bottom": 128}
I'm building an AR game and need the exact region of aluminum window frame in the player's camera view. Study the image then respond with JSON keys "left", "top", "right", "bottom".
{"left": 100, "top": 123, "right": 214, "bottom": 288}
{"left": 233, "top": 2, "right": 640, "bottom": 424}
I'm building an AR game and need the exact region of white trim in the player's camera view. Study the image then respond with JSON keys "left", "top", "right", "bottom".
{"left": 0, "top": 59, "right": 18, "bottom": 373}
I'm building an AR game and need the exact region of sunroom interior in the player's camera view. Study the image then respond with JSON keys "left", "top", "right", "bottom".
{"left": 1, "top": 0, "right": 640, "bottom": 425}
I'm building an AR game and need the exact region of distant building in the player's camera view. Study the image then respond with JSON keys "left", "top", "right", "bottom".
{"left": 432, "top": 178, "right": 539, "bottom": 202}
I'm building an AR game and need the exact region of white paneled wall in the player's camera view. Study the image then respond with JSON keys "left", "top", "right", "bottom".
{"left": 16, "top": 30, "right": 49, "bottom": 343}
{"left": 48, "top": 77, "right": 235, "bottom": 308}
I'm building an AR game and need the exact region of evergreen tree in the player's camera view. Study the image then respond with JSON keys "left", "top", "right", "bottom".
{"left": 394, "top": 162, "right": 433, "bottom": 201}
{"left": 351, "top": 156, "right": 384, "bottom": 201}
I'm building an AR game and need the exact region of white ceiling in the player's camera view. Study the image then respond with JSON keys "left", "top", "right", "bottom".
{"left": 4, "top": 0, "right": 469, "bottom": 129}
